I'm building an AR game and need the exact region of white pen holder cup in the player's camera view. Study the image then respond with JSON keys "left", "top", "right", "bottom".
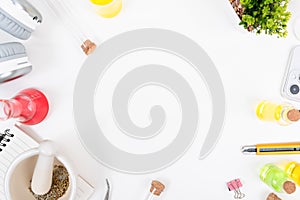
{"left": 4, "top": 148, "right": 77, "bottom": 200}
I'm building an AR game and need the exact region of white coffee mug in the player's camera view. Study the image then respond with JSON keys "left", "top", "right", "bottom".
{"left": 4, "top": 148, "right": 77, "bottom": 200}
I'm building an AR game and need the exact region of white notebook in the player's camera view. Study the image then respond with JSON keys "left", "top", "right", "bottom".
{"left": 0, "top": 124, "right": 94, "bottom": 200}
{"left": 0, "top": 125, "right": 39, "bottom": 199}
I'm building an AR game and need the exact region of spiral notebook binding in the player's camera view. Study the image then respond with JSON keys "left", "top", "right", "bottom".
{"left": 0, "top": 129, "right": 14, "bottom": 152}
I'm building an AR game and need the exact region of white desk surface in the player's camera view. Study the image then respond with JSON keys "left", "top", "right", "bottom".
{"left": 1, "top": 0, "right": 300, "bottom": 199}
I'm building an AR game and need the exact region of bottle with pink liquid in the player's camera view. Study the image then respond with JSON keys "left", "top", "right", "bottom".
{"left": 0, "top": 88, "right": 49, "bottom": 125}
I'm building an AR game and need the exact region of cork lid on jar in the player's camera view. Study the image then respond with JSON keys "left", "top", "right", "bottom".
{"left": 266, "top": 193, "right": 281, "bottom": 200}
{"left": 150, "top": 180, "right": 165, "bottom": 196}
{"left": 287, "top": 109, "right": 300, "bottom": 122}
{"left": 283, "top": 180, "right": 296, "bottom": 194}
{"left": 81, "top": 39, "right": 96, "bottom": 55}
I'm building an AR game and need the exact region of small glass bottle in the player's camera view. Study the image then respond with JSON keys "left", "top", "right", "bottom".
{"left": 0, "top": 88, "right": 49, "bottom": 125}
{"left": 260, "top": 164, "right": 296, "bottom": 194}
{"left": 89, "top": 0, "right": 123, "bottom": 18}
{"left": 256, "top": 100, "right": 300, "bottom": 125}
{"left": 285, "top": 162, "right": 300, "bottom": 186}
{"left": 43, "top": 0, "right": 97, "bottom": 55}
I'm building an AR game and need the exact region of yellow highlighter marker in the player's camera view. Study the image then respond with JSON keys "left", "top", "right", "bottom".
{"left": 241, "top": 142, "right": 300, "bottom": 155}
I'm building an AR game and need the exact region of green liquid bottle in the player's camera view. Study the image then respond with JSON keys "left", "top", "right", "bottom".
{"left": 260, "top": 164, "right": 296, "bottom": 194}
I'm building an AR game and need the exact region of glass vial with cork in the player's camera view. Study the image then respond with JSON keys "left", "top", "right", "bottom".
{"left": 260, "top": 164, "right": 296, "bottom": 194}
{"left": 89, "top": 0, "right": 123, "bottom": 18}
{"left": 256, "top": 100, "right": 300, "bottom": 125}
{"left": 43, "top": 0, "right": 97, "bottom": 55}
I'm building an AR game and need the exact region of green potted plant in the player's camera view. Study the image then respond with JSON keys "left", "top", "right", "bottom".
{"left": 229, "top": 0, "right": 291, "bottom": 37}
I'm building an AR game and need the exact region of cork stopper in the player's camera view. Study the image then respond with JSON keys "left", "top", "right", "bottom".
{"left": 81, "top": 39, "right": 96, "bottom": 55}
{"left": 266, "top": 193, "right": 281, "bottom": 200}
{"left": 283, "top": 181, "right": 296, "bottom": 194}
{"left": 150, "top": 180, "right": 165, "bottom": 196}
{"left": 287, "top": 109, "right": 300, "bottom": 122}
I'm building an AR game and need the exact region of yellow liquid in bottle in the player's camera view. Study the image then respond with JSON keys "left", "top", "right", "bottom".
{"left": 90, "top": 0, "right": 113, "bottom": 5}
{"left": 256, "top": 101, "right": 294, "bottom": 125}
{"left": 90, "top": 0, "right": 122, "bottom": 18}
{"left": 285, "top": 162, "right": 300, "bottom": 186}
{"left": 256, "top": 101, "right": 283, "bottom": 122}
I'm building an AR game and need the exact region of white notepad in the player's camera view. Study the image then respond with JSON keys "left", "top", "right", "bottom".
{"left": 75, "top": 176, "right": 95, "bottom": 200}
{"left": 0, "top": 125, "right": 39, "bottom": 199}
{"left": 0, "top": 124, "right": 94, "bottom": 200}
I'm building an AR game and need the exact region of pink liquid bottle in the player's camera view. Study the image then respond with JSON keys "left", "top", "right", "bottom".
{"left": 0, "top": 88, "right": 49, "bottom": 125}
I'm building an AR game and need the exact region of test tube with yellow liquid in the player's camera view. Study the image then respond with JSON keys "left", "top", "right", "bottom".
{"left": 90, "top": 0, "right": 122, "bottom": 18}
{"left": 256, "top": 101, "right": 300, "bottom": 125}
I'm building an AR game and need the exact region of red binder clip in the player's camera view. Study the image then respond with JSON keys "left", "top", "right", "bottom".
{"left": 227, "top": 179, "right": 245, "bottom": 199}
